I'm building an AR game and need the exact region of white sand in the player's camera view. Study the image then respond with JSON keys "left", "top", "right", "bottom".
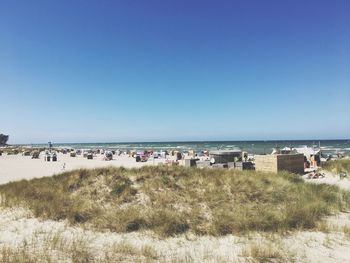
{"left": 303, "top": 171, "right": 350, "bottom": 191}
{"left": 2, "top": 152, "right": 350, "bottom": 192}
{"left": 1, "top": 207, "right": 350, "bottom": 262}
{"left": 1, "top": 154, "right": 350, "bottom": 261}
{"left": 0, "top": 153, "right": 173, "bottom": 185}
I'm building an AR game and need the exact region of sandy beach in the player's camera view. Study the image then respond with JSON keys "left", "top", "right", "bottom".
{"left": 1, "top": 153, "right": 350, "bottom": 262}
{"left": 0, "top": 206, "right": 349, "bottom": 263}
{"left": 1, "top": 152, "right": 349, "bottom": 191}
{"left": 0, "top": 153, "right": 174, "bottom": 185}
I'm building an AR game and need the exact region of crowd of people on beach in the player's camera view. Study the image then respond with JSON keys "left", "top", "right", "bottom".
{"left": 1, "top": 145, "right": 348, "bottom": 180}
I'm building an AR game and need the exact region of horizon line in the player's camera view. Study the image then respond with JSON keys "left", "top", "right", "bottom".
{"left": 10, "top": 138, "right": 350, "bottom": 145}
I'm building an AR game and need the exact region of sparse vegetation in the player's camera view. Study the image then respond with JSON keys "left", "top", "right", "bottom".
{"left": 241, "top": 240, "right": 296, "bottom": 263}
{"left": 323, "top": 158, "right": 350, "bottom": 174}
{"left": 0, "top": 232, "right": 158, "bottom": 263}
{"left": 0, "top": 166, "right": 350, "bottom": 237}
{"left": 343, "top": 226, "right": 350, "bottom": 240}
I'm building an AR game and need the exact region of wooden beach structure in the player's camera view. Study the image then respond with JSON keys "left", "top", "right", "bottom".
{"left": 254, "top": 154, "right": 304, "bottom": 174}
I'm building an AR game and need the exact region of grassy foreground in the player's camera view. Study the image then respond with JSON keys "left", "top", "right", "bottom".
{"left": 1, "top": 166, "right": 350, "bottom": 237}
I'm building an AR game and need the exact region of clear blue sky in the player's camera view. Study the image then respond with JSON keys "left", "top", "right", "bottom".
{"left": 1, "top": 0, "right": 349, "bottom": 144}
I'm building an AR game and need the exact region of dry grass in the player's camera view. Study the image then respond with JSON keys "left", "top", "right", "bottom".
{"left": 0, "top": 232, "right": 158, "bottom": 263}
{"left": 323, "top": 158, "right": 350, "bottom": 174}
{"left": 343, "top": 226, "right": 350, "bottom": 240}
{"left": 241, "top": 239, "right": 297, "bottom": 263}
{"left": 1, "top": 166, "right": 350, "bottom": 237}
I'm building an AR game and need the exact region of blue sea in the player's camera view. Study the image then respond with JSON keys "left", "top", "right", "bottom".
{"left": 29, "top": 140, "right": 350, "bottom": 155}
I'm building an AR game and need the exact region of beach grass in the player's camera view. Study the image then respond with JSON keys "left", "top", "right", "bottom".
{"left": 323, "top": 158, "right": 350, "bottom": 174}
{"left": 0, "top": 232, "right": 158, "bottom": 263}
{"left": 1, "top": 166, "right": 350, "bottom": 237}
{"left": 241, "top": 239, "right": 296, "bottom": 263}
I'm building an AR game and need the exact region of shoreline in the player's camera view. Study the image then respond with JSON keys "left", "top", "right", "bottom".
{"left": 3, "top": 139, "right": 350, "bottom": 156}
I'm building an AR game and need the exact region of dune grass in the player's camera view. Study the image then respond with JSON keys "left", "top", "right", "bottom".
{"left": 241, "top": 239, "right": 297, "bottom": 263}
{"left": 323, "top": 158, "right": 350, "bottom": 174}
{"left": 1, "top": 166, "right": 350, "bottom": 237}
{"left": 0, "top": 232, "right": 157, "bottom": 263}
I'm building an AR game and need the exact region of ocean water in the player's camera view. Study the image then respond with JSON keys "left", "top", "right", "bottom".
{"left": 30, "top": 140, "right": 350, "bottom": 155}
